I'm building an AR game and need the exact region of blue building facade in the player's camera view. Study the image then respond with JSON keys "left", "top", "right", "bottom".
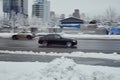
{"left": 32, "top": 0, "right": 44, "bottom": 18}
{"left": 3, "top": 0, "right": 21, "bottom": 13}
{"left": 60, "top": 24, "right": 80, "bottom": 28}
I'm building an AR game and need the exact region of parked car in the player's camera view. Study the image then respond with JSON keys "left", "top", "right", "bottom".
{"left": 38, "top": 34, "right": 77, "bottom": 47}
{"left": 12, "top": 31, "right": 35, "bottom": 40}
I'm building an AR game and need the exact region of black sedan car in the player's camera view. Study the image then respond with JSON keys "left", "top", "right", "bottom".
{"left": 38, "top": 34, "right": 77, "bottom": 47}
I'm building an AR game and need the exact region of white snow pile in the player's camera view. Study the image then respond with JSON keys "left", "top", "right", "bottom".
{"left": 1, "top": 32, "right": 120, "bottom": 39}
{"left": 61, "top": 33, "right": 120, "bottom": 40}
{"left": 0, "top": 57, "right": 120, "bottom": 80}
{"left": 0, "top": 50, "right": 120, "bottom": 60}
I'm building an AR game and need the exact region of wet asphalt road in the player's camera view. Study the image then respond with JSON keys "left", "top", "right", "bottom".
{"left": 0, "top": 38, "right": 120, "bottom": 67}
{"left": 0, "top": 38, "right": 120, "bottom": 53}
{"left": 0, "top": 53, "right": 120, "bottom": 67}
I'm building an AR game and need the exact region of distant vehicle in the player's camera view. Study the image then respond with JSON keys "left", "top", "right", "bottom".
{"left": 38, "top": 34, "right": 77, "bottom": 47}
{"left": 89, "top": 20, "right": 97, "bottom": 24}
{"left": 108, "top": 28, "right": 120, "bottom": 35}
{"left": 12, "top": 31, "right": 35, "bottom": 40}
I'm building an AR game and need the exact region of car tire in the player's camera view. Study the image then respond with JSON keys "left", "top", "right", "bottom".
{"left": 42, "top": 41, "right": 48, "bottom": 46}
{"left": 66, "top": 42, "right": 72, "bottom": 47}
{"left": 27, "top": 35, "right": 32, "bottom": 40}
{"left": 12, "top": 35, "right": 18, "bottom": 40}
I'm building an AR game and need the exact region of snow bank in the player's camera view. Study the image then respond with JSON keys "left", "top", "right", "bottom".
{"left": 0, "top": 50, "right": 120, "bottom": 60}
{"left": 61, "top": 33, "right": 120, "bottom": 40}
{"left": 36, "top": 32, "right": 120, "bottom": 40}
{"left": 1, "top": 32, "right": 120, "bottom": 39}
{"left": 0, "top": 57, "right": 120, "bottom": 80}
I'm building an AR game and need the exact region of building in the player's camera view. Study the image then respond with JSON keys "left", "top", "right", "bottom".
{"left": 72, "top": 9, "right": 80, "bottom": 19}
{"left": 3, "top": 0, "right": 34, "bottom": 18}
{"left": 60, "top": 17, "right": 84, "bottom": 24}
{"left": 2, "top": 0, "right": 50, "bottom": 25}
{"left": 60, "top": 14, "right": 65, "bottom": 20}
{"left": 0, "top": 0, "right": 3, "bottom": 17}
{"left": 3, "top": 0, "right": 26, "bottom": 19}
{"left": 32, "top": 0, "right": 50, "bottom": 22}
{"left": 60, "top": 17, "right": 84, "bottom": 28}
{"left": 2, "top": 0, "right": 50, "bottom": 22}
{"left": 24, "top": 0, "right": 35, "bottom": 18}
{"left": 3, "top": 0, "right": 25, "bottom": 13}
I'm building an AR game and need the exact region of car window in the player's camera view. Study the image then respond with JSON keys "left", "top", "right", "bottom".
{"left": 44, "top": 34, "right": 61, "bottom": 39}
{"left": 54, "top": 35, "right": 61, "bottom": 39}
{"left": 49, "top": 35, "right": 54, "bottom": 39}
{"left": 21, "top": 31, "right": 25, "bottom": 33}
{"left": 45, "top": 35, "right": 54, "bottom": 39}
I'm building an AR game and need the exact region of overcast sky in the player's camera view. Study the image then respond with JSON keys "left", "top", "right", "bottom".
{"left": 50, "top": 0, "right": 120, "bottom": 17}
{"left": 0, "top": 0, "right": 120, "bottom": 18}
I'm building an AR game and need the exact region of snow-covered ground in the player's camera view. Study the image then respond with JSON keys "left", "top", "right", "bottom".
{"left": 61, "top": 33, "right": 120, "bottom": 40}
{"left": 0, "top": 57, "right": 120, "bottom": 80}
{"left": 0, "top": 50, "right": 120, "bottom": 80}
{"left": 1, "top": 32, "right": 120, "bottom": 40}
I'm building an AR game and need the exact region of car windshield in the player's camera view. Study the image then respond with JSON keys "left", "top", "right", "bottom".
{"left": 54, "top": 35, "right": 61, "bottom": 39}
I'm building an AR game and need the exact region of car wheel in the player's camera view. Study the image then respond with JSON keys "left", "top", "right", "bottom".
{"left": 42, "top": 41, "right": 48, "bottom": 46}
{"left": 27, "top": 35, "right": 32, "bottom": 40}
{"left": 12, "top": 35, "right": 18, "bottom": 40}
{"left": 66, "top": 42, "right": 72, "bottom": 47}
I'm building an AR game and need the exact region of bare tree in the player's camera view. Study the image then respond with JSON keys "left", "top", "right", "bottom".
{"left": 29, "top": 16, "right": 50, "bottom": 30}
{"left": 105, "top": 7, "right": 117, "bottom": 22}
{"left": 16, "top": 13, "right": 29, "bottom": 28}
{"left": 0, "top": 17, "right": 4, "bottom": 27}
{"left": 9, "top": 10, "right": 17, "bottom": 32}
{"left": 49, "top": 14, "right": 60, "bottom": 27}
